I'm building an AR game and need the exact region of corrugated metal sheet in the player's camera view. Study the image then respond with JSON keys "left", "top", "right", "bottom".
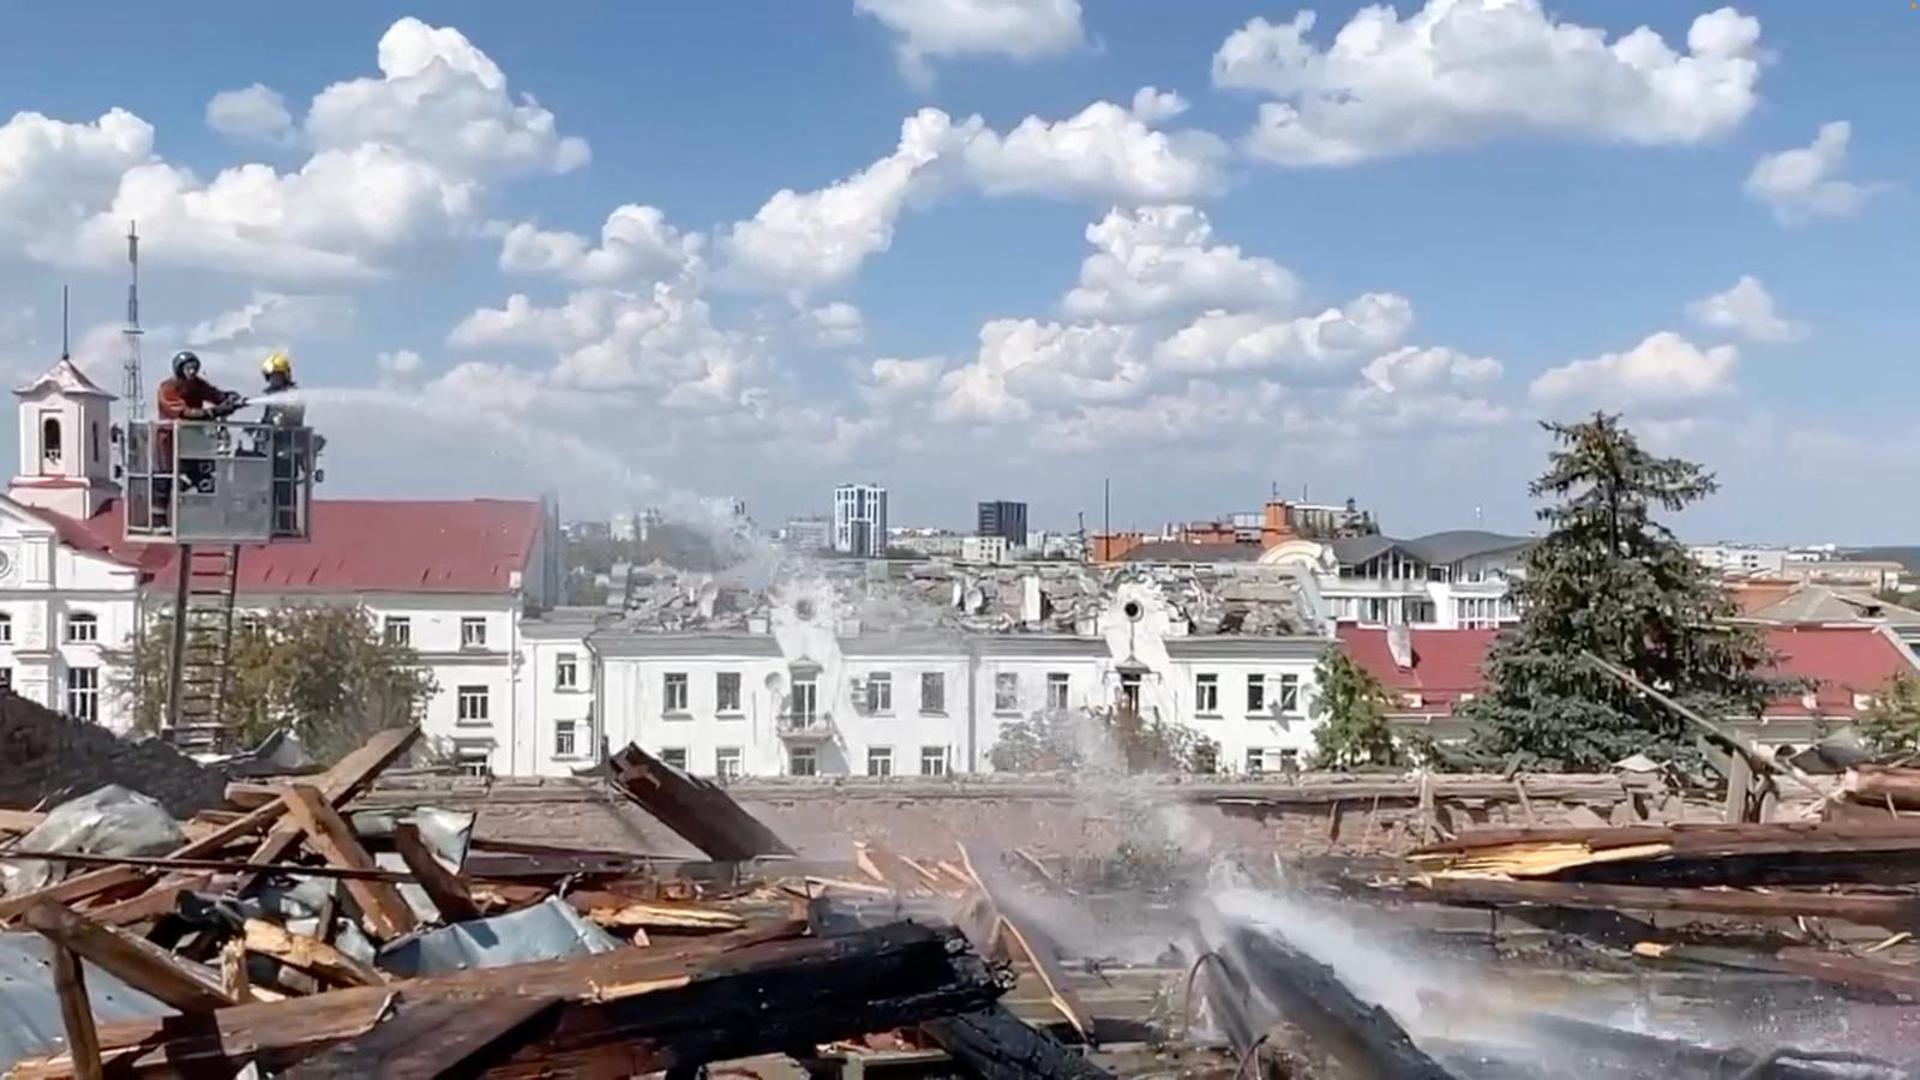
{"left": 377, "top": 897, "right": 620, "bottom": 978}
{"left": 0, "top": 933, "right": 174, "bottom": 1072}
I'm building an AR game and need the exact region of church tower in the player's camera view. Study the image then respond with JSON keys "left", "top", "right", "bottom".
{"left": 10, "top": 355, "right": 119, "bottom": 520}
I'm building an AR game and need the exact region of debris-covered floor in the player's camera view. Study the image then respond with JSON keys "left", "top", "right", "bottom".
{"left": 4, "top": 730, "right": 1920, "bottom": 1077}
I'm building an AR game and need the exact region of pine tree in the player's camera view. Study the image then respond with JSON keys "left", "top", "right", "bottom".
{"left": 1463, "top": 413, "right": 1778, "bottom": 769}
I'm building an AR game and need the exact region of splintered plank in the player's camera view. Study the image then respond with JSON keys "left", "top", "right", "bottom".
{"left": 244, "top": 919, "right": 385, "bottom": 988}
{"left": 1414, "top": 877, "right": 1920, "bottom": 929}
{"left": 49, "top": 943, "right": 106, "bottom": 1080}
{"left": 11, "top": 922, "right": 996, "bottom": 1079}
{"left": 23, "top": 900, "right": 236, "bottom": 1013}
{"left": 606, "top": 743, "right": 794, "bottom": 861}
{"left": 855, "top": 841, "right": 943, "bottom": 894}
{"left": 282, "top": 995, "right": 563, "bottom": 1079}
{"left": 390, "top": 822, "right": 481, "bottom": 924}
{"left": 956, "top": 843, "right": 1094, "bottom": 1045}
{"left": 280, "top": 784, "right": 418, "bottom": 941}
{"left": 566, "top": 894, "right": 746, "bottom": 933}
{"left": 239, "top": 727, "right": 422, "bottom": 887}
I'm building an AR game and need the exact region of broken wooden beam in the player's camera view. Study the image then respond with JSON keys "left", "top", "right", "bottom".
{"left": 280, "top": 784, "right": 418, "bottom": 941}
{"left": 9, "top": 921, "right": 993, "bottom": 1079}
{"left": 281, "top": 995, "right": 563, "bottom": 1079}
{"left": 243, "top": 919, "right": 385, "bottom": 988}
{"left": 1410, "top": 877, "right": 1920, "bottom": 929}
{"left": 1842, "top": 766, "right": 1920, "bottom": 812}
{"left": 956, "top": 842, "right": 1095, "bottom": 1046}
{"left": 21, "top": 899, "right": 236, "bottom": 1013}
{"left": 48, "top": 942, "right": 105, "bottom": 1080}
{"left": 606, "top": 743, "right": 794, "bottom": 861}
{"left": 236, "top": 727, "right": 421, "bottom": 892}
{"left": 390, "top": 821, "right": 481, "bottom": 924}
{"left": 566, "top": 893, "right": 746, "bottom": 933}
{"left": 922, "top": 1006, "right": 1114, "bottom": 1079}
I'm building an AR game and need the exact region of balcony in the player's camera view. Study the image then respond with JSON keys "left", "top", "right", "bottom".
{"left": 777, "top": 712, "right": 835, "bottom": 741}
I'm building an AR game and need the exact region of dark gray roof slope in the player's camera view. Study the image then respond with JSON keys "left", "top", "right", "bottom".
{"left": 1332, "top": 530, "right": 1531, "bottom": 567}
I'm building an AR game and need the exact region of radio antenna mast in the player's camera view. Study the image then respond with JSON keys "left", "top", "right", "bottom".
{"left": 122, "top": 221, "right": 144, "bottom": 419}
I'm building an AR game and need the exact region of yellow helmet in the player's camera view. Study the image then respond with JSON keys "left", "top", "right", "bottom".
{"left": 261, "top": 351, "right": 293, "bottom": 377}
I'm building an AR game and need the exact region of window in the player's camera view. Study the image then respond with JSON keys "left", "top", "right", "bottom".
{"left": 920, "top": 746, "right": 948, "bottom": 776}
{"left": 456, "top": 685, "right": 489, "bottom": 724}
{"left": 716, "top": 671, "right": 742, "bottom": 714}
{"left": 660, "top": 747, "right": 688, "bottom": 770}
{"left": 0, "top": 613, "right": 12, "bottom": 643}
{"left": 791, "top": 677, "right": 818, "bottom": 721}
{"left": 1246, "top": 748, "right": 1267, "bottom": 775}
{"left": 1195, "top": 673, "right": 1219, "bottom": 715}
{"left": 663, "top": 672, "right": 689, "bottom": 714}
{"left": 0, "top": 668, "right": 11, "bottom": 691}
{"left": 383, "top": 616, "right": 411, "bottom": 646}
{"left": 1119, "top": 672, "right": 1142, "bottom": 713}
{"left": 554, "top": 718, "right": 577, "bottom": 758}
{"left": 65, "top": 668, "right": 98, "bottom": 723}
{"left": 90, "top": 421, "right": 100, "bottom": 465}
{"left": 716, "top": 747, "right": 743, "bottom": 780}
{"left": 1278, "top": 674, "right": 1301, "bottom": 715}
{"left": 461, "top": 617, "right": 487, "bottom": 648}
{"left": 555, "top": 652, "right": 579, "bottom": 690}
{"left": 921, "top": 671, "right": 946, "bottom": 714}
{"left": 453, "top": 740, "right": 491, "bottom": 777}
{"left": 1046, "top": 672, "right": 1070, "bottom": 710}
{"left": 867, "top": 746, "right": 893, "bottom": 776}
{"left": 994, "top": 672, "right": 1019, "bottom": 712}
{"left": 867, "top": 671, "right": 893, "bottom": 714}
{"left": 1247, "top": 674, "right": 1266, "bottom": 713}
{"left": 41, "top": 416, "right": 61, "bottom": 466}
{"left": 66, "top": 612, "right": 99, "bottom": 643}
{"left": 789, "top": 746, "right": 818, "bottom": 777}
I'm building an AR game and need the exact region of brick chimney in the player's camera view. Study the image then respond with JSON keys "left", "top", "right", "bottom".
{"left": 1259, "top": 499, "right": 1297, "bottom": 549}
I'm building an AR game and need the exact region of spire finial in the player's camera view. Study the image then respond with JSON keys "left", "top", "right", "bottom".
{"left": 60, "top": 285, "right": 70, "bottom": 361}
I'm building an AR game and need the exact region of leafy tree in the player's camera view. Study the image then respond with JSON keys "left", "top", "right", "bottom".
{"left": 1462, "top": 413, "right": 1779, "bottom": 770}
{"left": 1310, "top": 649, "right": 1404, "bottom": 769}
{"left": 990, "top": 707, "right": 1219, "bottom": 774}
{"left": 122, "top": 605, "right": 437, "bottom": 762}
{"left": 1858, "top": 673, "right": 1920, "bottom": 762}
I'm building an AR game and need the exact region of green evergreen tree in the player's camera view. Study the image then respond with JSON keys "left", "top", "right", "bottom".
{"left": 1858, "top": 673, "right": 1920, "bottom": 762}
{"left": 1463, "top": 413, "right": 1778, "bottom": 769}
{"left": 1310, "top": 649, "right": 1403, "bottom": 769}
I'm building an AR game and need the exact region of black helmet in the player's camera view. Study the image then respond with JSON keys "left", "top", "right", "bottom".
{"left": 171, "top": 350, "right": 201, "bottom": 379}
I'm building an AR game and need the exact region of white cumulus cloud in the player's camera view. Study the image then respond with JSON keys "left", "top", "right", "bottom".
{"left": 1744, "top": 121, "right": 1884, "bottom": 226}
{"left": 1361, "top": 345, "right": 1501, "bottom": 393}
{"left": 936, "top": 319, "right": 1146, "bottom": 423}
{"left": 188, "top": 291, "right": 353, "bottom": 349}
{"left": 1153, "top": 292, "right": 1415, "bottom": 377}
{"left": 1686, "top": 276, "right": 1806, "bottom": 344}
{"left": 854, "top": 0, "right": 1085, "bottom": 88}
{"left": 1213, "top": 1, "right": 1764, "bottom": 166}
{"left": 1529, "top": 331, "right": 1738, "bottom": 412}
{"left": 499, "top": 204, "right": 704, "bottom": 286}
{"left": 807, "top": 302, "right": 867, "bottom": 347}
{"left": 206, "top": 84, "right": 295, "bottom": 145}
{"left": 0, "top": 110, "right": 155, "bottom": 250}
{"left": 1061, "top": 204, "right": 1297, "bottom": 323}
{"left": 960, "top": 96, "right": 1227, "bottom": 204}
{"left": 306, "top": 17, "right": 589, "bottom": 178}
{"left": 859, "top": 356, "right": 944, "bottom": 403}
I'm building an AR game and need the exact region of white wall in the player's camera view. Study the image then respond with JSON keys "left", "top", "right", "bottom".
{"left": 0, "top": 501, "right": 143, "bottom": 733}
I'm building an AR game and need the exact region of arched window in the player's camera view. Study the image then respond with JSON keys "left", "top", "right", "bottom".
{"left": 41, "top": 416, "right": 62, "bottom": 468}
{"left": 90, "top": 421, "right": 101, "bottom": 465}
{"left": 66, "top": 612, "right": 98, "bottom": 643}
{"left": 0, "top": 612, "right": 12, "bottom": 644}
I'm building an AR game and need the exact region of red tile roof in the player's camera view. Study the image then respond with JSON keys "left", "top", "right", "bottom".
{"left": 1337, "top": 626, "right": 1499, "bottom": 715}
{"left": 1339, "top": 624, "right": 1920, "bottom": 719}
{"left": 1761, "top": 625, "right": 1917, "bottom": 716}
{"left": 53, "top": 499, "right": 542, "bottom": 595}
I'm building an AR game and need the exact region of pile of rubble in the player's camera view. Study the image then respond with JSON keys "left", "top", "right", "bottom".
{"left": 0, "top": 732, "right": 1132, "bottom": 1078}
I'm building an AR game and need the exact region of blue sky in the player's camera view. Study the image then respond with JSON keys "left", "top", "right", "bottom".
{"left": 0, "top": 1, "right": 1914, "bottom": 542}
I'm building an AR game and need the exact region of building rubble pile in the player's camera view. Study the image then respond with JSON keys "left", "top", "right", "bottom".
{"left": 613, "top": 558, "right": 1310, "bottom": 637}
{"left": 0, "top": 733, "right": 1129, "bottom": 1079}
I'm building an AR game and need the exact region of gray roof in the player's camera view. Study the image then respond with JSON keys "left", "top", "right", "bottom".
{"left": 591, "top": 633, "right": 782, "bottom": 658}
{"left": 1752, "top": 585, "right": 1920, "bottom": 627}
{"left": 974, "top": 635, "right": 1111, "bottom": 658}
{"left": 1163, "top": 636, "right": 1330, "bottom": 659}
{"left": 1331, "top": 530, "right": 1532, "bottom": 568}
{"left": 1120, "top": 541, "right": 1266, "bottom": 564}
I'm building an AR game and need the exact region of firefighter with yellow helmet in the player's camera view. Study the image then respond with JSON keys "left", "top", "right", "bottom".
{"left": 257, "top": 350, "right": 325, "bottom": 479}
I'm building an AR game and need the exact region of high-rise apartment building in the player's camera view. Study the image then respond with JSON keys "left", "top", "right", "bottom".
{"left": 833, "top": 483, "right": 888, "bottom": 557}
{"left": 976, "top": 500, "right": 1027, "bottom": 549}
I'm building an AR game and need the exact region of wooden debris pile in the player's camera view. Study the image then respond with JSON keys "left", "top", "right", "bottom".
{"left": 1391, "top": 817, "right": 1920, "bottom": 1006}
{"left": 0, "top": 734, "right": 1121, "bottom": 1079}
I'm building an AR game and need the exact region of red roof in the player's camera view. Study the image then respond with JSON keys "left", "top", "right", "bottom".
{"left": 53, "top": 499, "right": 542, "bottom": 595}
{"left": 1762, "top": 625, "right": 1916, "bottom": 717}
{"left": 1338, "top": 627, "right": 1499, "bottom": 715}
{"left": 1339, "top": 624, "right": 1920, "bottom": 719}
